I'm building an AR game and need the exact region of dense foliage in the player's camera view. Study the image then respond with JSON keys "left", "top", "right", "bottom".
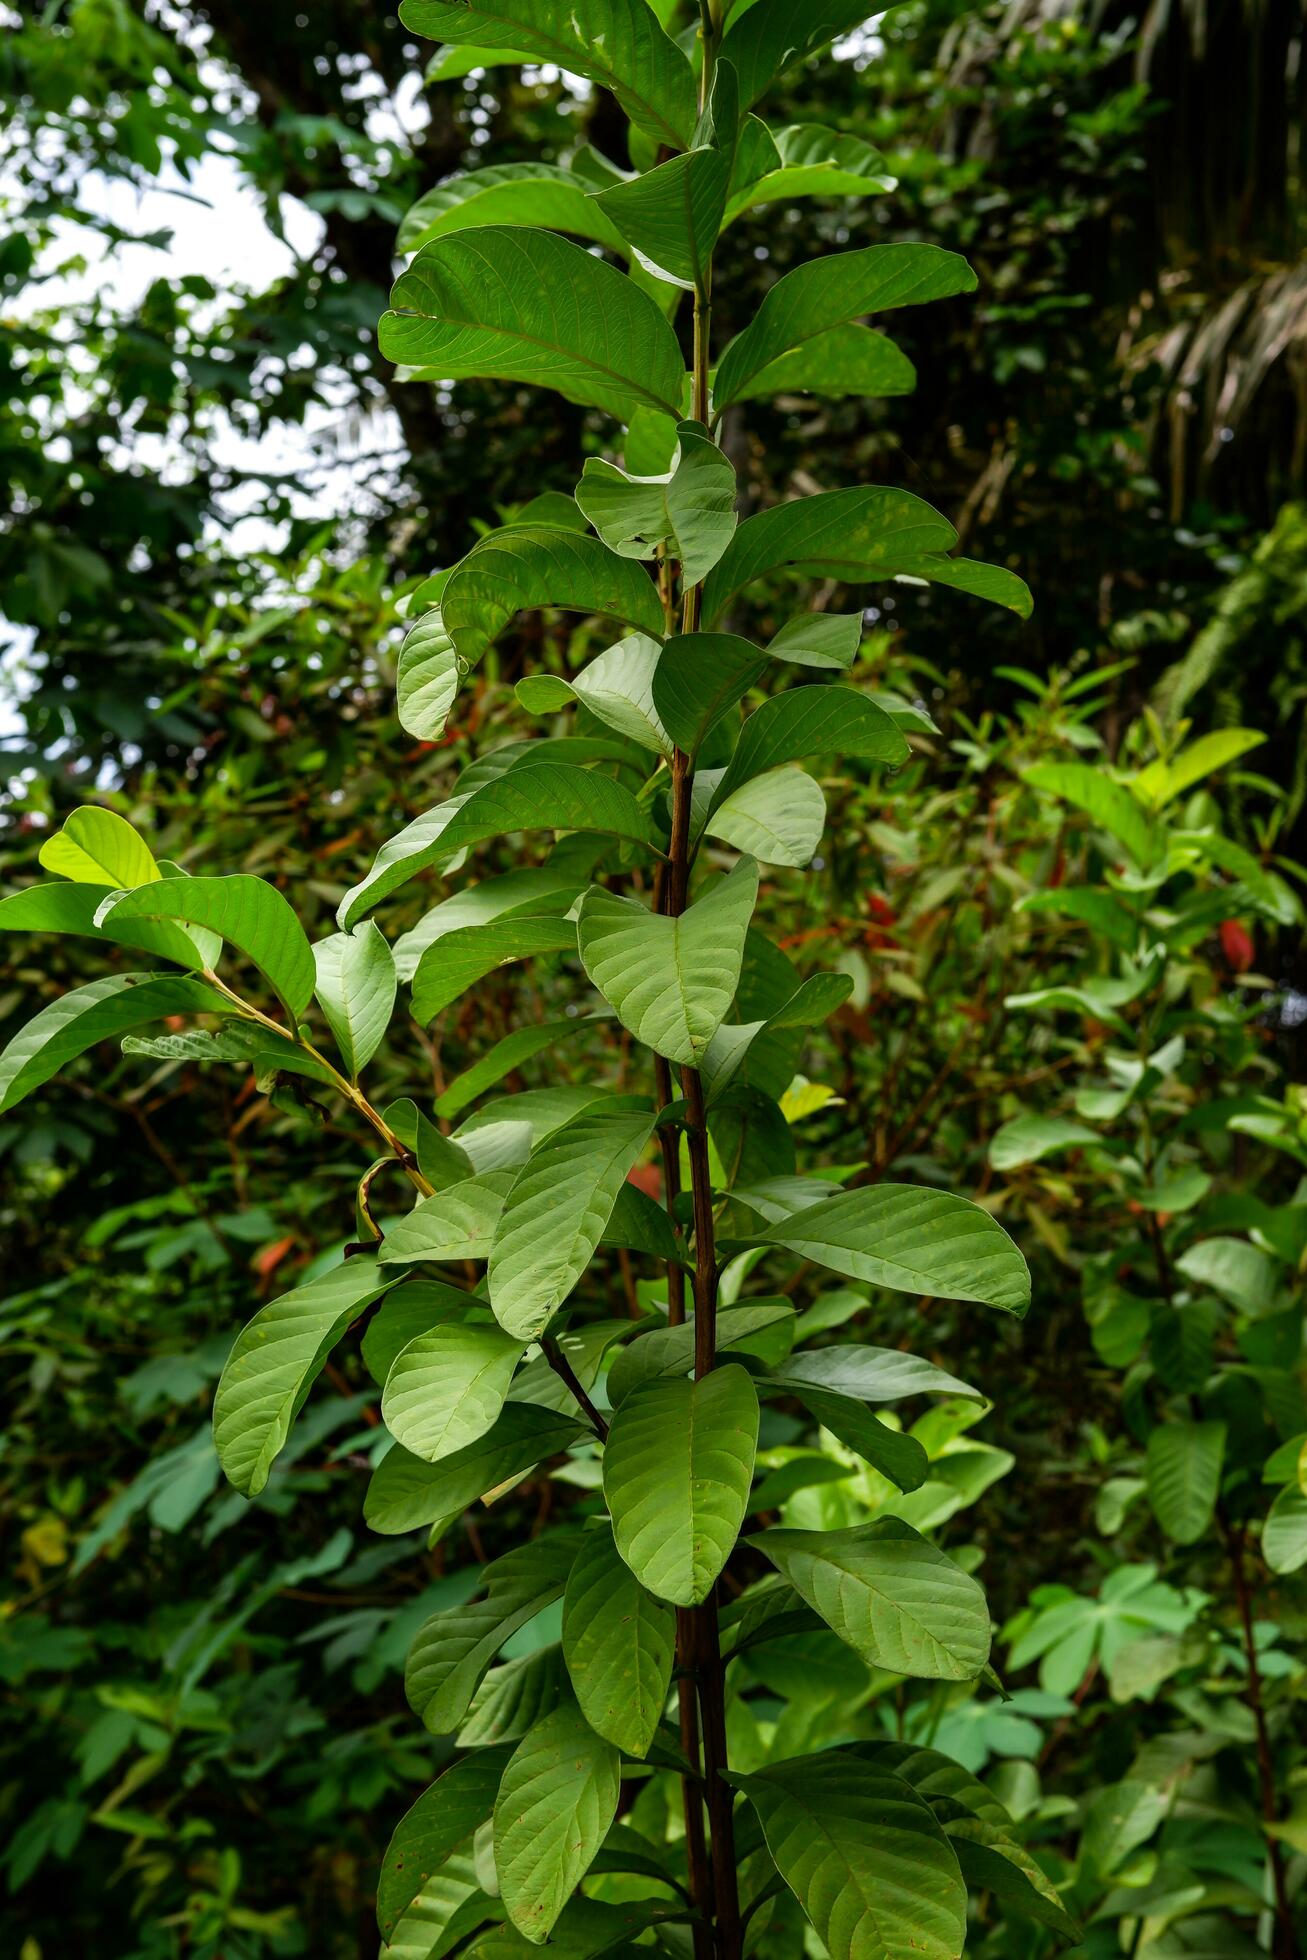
{"left": 2, "top": 3, "right": 1305, "bottom": 1959}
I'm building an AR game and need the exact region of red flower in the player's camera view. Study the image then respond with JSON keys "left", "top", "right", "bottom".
{"left": 1219, "top": 920, "right": 1255, "bottom": 974}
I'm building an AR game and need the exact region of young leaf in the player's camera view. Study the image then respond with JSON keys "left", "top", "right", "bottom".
{"left": 604, "top": 1364, "right": 759, "bottom": 1607}
{"left": 313, "top": 924, "right": 396, "bottom": 1078}
{"left": 411, "top": 916, "right": 579, "bottom": 1026}
{"left": 406, "top": 1531, "right": 583, "bottom": 1736}
{"left": 701, "top": 972, "right": 854, "bottom": 1100}
{"left": 755, "top": 1517, "right": 992, "bottom": 1678}
{"left": 759, "top": 1185, "right": 1031, "bottom": 1315}
{"left": 727, "top": 1751, "right": 967, "bottom": 1960}
{"left": 396, "top": 605, "right": 460, "bottom": 742}
{"left": 577, "top": 856, "right": 760, "bottom": 1068}
{"left": 714, "top": 243, "right": 976, "bottom": 408}
{"left": 488, "top": 1107, "right": 657, "bottom": 1340}
{"left": 651, "top": 633, "right": 767, "bottom": 754}
{"left": 1024, "top": 761, "right": 1165, "bottom": 871}
{"left": 339, "top": 764, "right": 658, "bottom": 930}
{"left": 104, "top": 875, "right": 317, "bottom": 1019}
{"left": 380, "top": 229, "right": 686, "bottom": 421}
{"left": 562, "top": 1523, "right": 675, "bottom": 1759}
{"left": 381, "top": 1323, "right": 526, "bottom": 1464}
{"left": 38, "top": 806, "right": 159, "bottom": 888}
{"left": 0, "top": 972, "right": 231, "bottom": 1115}
{"left": 365, "top": 1402, "right": 587, "bottom": 1536}
{"left": 1145, "top": 1421, "right": 1226, "bottom": 1545}
{"left": 576, "top": 426, "right": 737, "bottom": 585}
{"left": 519, "top": 635, "right": 673, "bottom": 757}
{"left": 377, "top": 1749, "right": 513, "bottom": 1948}
{"left": 213, "top": 1258, "right": 396, "bottom": 1498}
{"left": 398, "top": 0, "right": 698, "bottom": 151}
{"left": 442, "top": 526, "right": 666, "bottom": 674}
{"left": 493, "top": 1703, "right": 622, "bottom": 1945}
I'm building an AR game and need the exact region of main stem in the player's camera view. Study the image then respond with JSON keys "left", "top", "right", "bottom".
{"left": 660, "top": 15, "right": 741, "bottom": 1951}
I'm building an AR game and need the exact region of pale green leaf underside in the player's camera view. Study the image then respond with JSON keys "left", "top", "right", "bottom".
{"left": 380, "top": 1173, "right": 515, "bottom": 1266}
{"left": 705, "top": 766, "right": 826, "bottom": 867}
{"left": 382, "top": 1322, "right": 526, "bottom": 1464}
{"left": 1145, "top": 1420, "right": 1226, "bottom": 1545}
{"left": 576, "top": 428, "right": 737, "bottom": 586}
{"left": 577, "top": 856, "right": 759, "bottom": 1068}
{"left": 442, "top": 526, "right": 666, "bottom": 673}
{"left": 313, "top": 922, "right": 396, "bottom": 1078}
{"left": 562, "top": 1523, "right": 675, "bottom": 1759}
{"left": 493, "top": 1702, "right": 622, "bottom": 1943}
{"left": 105, "top": 875, "right": 317, "bottom": 1018}
{"left": 377, "top": 1749, "right": 511, "bottom": 1943}
{"left": 603, "top": 1364, "right": 759, "bottom": 1607}
{"left": 412, "top": 916, "right": 579, "bottom": 1025}
{"left": 0, "top": 971, "right": 230, "bottom": 1116}
{"left": 364, "top": 1401, "right": 587, "bottom": 1536}
{"left": 398, "top": 162, "right": 627, "bottom": 256}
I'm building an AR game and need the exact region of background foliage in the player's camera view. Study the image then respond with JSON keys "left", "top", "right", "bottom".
{"left": 2, "top": 1, "right": 1305, "bottom": 1956}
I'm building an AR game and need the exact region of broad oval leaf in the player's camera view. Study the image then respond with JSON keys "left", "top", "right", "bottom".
{"left": 397, "top": 605, "right": 460, "bottom": 741}
{"left": 731, "top": 323, "right": 915, "bottom": 405}
{"left": 708, "top": 686, "right": 908, "bottom": 815}
{"left": 703, "top": 486, "right": 956, "bottom": 622}
{"left": 381, "top": 228, "right": 686, "bottom": 421}
{"left": 104, "top": 875, "right": 317, "bottom": 1019}
{"left": 213, "top": 1258, "right": 396, "bottom": 1498}
{"left": 727, "top": 1750, "right": 967, "bottom": 1960}
{"left": 493, "top": 1703, "right": 622, "bottom": 1945}
{"left": 365, "top": 1401, "right": 587, "bottom": 1536}
{"left": 576, "top": 427, "right": 737, "bottom": 586}
{"left": 379, "top": 1172, "right": 515, "bottom": 1266}
{"left": 398, "top": 0, "right": 698, "bottom": 150}
{"left": 651, "top": 632, "right": 766, "bottom": 754}
{"left": 313, "top": 923, "right": 396, "bottom": 1078}
{"left": 488, "top": 1107, "right": 657, "bottom": 1340}
{"left": 755, "top": 1517, "right": 992, "bottom": 1679}
{"left": 988, "top": 1114, "right": 1102, "bottom": 1171}
{"left": 412, "top": 916, "right": 579, "bottom": 1026}
{"left": 398, "top": 162, "right": 627, "bottom": 255}
{"left": 442, "top": 527, "right": 665, "bottom": 674}
{"left": 0, "top": 880, "right": 209, "bottom": 970}
{"left": 759, "top": 1185, "right": 1031, "bottom": 1315}
{"left": 382, "top": 1322, "right": 526, "bottom": 1464}
{"left": 720, "top": 0, "right": 892, "bottom": 107}
{"left": 606, "top": 1299, "right": 796, "bottom": 1408}
{"left": 519, "top": 635, "right": 673, "bottom": 758}
{"left": 603, "top": 1363, "right": 759, "bottom": 1607}
{"left": 577, "top": 856, "right": 759, "bottom": 1068}
{"left": 705, "top": 766, "right": 826, "bottom": 867}
{"left": 0, "top": 971, "right": 229, "bottom": 1116}
{"left": 1145, "top": 1420, "right": 1226, "bottom": 1545}
{"left": 38, "top": 806, "right": 159, "bottom": 888}
{"left": 1265, "top": 1483, "right": 1307, "bottom": 1574}
{"left": 561, "top": 1523, "right": 675, "bottom": 1759}
{"left": 339, "top": 764, "right": 657, "bottom": 930}
{"left": 771, "top": 1346, "right": 980, "bottom": 1405}
{"left": 715, "top": 243, "right": 975, "bottom": 409}
{"left": 1024, "top": 760, "right": 1165, "bottom": 871}
{"left": 377, "top": 1749, "right": 513, "bottom": 1949}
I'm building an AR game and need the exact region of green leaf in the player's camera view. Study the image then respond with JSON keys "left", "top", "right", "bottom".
{"left": 705, "top": 766, "right": 826, "bottom": 867}
{"left": 702, "top": 487, "right": 955, "bottom": 621}
{"left": 386, "top": 1098, "right": 476, "bottom": 1187}
{"left": 412, "top": 917, "right": 579, "bottom": 1025}
{"left": 397, "top": 606, "right": 460, "bottom": 741}
{"left": 760, "top": 1184, "right": 1031, "bottom": 1314}
{"left": 435, "top": 1016, "right": 598, "bottom": 1123}
{"left": 945, "top": 1815, "right": 1081, "bottom": 1943}
{"left": 398, "top": 162, "right": 626, "bottom": 255}
{"left": 701, "top": 973, "right": 854, "bottom": 1100}
{"left": 727, "top": 1751, "right": 967, "bottom": 1960}
{"left": 339, "top": 764, "right": 657, "bottom": 929}
{"left": 1024, "top": 761, "right": 1165, "bottom": 871}
{"left": 0, "top": 881, "right": 210, "bottom": 970}
{"left": 578, "top": 857, "right": 758, "bottom": 1068}
{"left": 381, "top": 229, "right": 686, "bottom": 421}
{"left": 380, "top": 1173, "right": 514, "bottom": 1266}
{"left": 1145, "top": 1421, "right": 1226, "bottom": 1545}
{"left": 0, "top": 972, "right": 230, "bottom": 1116}
{"left": 710, "top": 688, "right": 907, "bottom": 816}
{"left": 406, "top": 1531, "right": 582, "bottom": 1735}
{"left": 1264, "top": 1483, "right": 1307, "bottom": 1574}
{"left": 399, "top": 0, "right": 697, "bottom": 150}
{"left": 1175, "top": 1236, "right": 1279, "bottom": 1314}
{"left": 720, "top": 0, "right": 887, "bottom": 104}
{"left": 576, "top": 426, "right": 737, "bottom": 585}
{"left": 488, "top": 1107, "right": 657, "bottom": 1339}
{"left": 769, "top": 1346, "right": 981, "bottom": 1405}
{"left": 729, "top": 323, "right": 915, "bottom": 405}
{"left": 213, "top": 1258, "right": 396, "bottom": 1498}
{"left": 443, "top": 527, "right": 666, "bottom": 674}
{"left": 382, "top": 1323, "right": 526, "bottom": 1464}
{"left": 377, "top": 1750, "right": 512, "bottom": 1947}
{"left": 725, "top": 122, "right": 895, "bottom": 222}
{"left": 603, "top": 1363, "right": 759, "bottom": 1607}
{"left": 592, "top": 61, "right": 738, "bottom": 289}
{"left": 651, "top": 633, "right": 766, "bottom": 754}
{"left": 519, "top": 635, "right": 673, "bottom": 757}
{"left": 1134, "top": 728, "right": 1265, "bottom": 809}
{"left": 462, "top": 1898, "right": 685, "bottom": 1957}
{"left": 755, "top": 1518, "right": 992, "bottom": 1679}
{"left": 361, "top": 1278, "right": 470, "bottom": 1385}
{"left": 988, "top": 1115, "right": 1102, "bottom": 1171}
{"left": 607, "top": 1299, "right": 796, "bottom": 1407}
{"left": 312, "top": 924, "right": 396, "bottom": 1078}
{"left": 38, "top": 806, "right": 160, "bottom": 888}
{"left": 396, "top": 865, "right": 592, "bottom": 984}
{"left": 365, "top": 1402, "right": 587, "bottom": 1535}
{"left": 714, "top": 243, "right": 974, "bottom": 409}
{"left": 494, "top": 1702, "right": 622, "bottom": 1944}
{"left": 561, "top": 1523, "right": 675, "bottom": 1759}
{"left": 893, "top": 553, "right": 1033, "bottom": 616}
{"left": 767, "top": 612, "right": 863, "bottom": 669}
{"left": 779, "top": 1385, "right": 929, "bottom": 1492}
{"left": 104, "top": 876, "right": 317, "bottom": 1019}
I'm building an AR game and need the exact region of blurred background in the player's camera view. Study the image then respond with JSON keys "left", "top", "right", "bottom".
{"left": 2, "top": 3, "right": 1305, "bottom": 1957}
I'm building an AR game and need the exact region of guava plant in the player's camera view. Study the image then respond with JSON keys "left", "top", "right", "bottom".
{"left": 0, "top": 5, "right": 1067, "bottom": 1955}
